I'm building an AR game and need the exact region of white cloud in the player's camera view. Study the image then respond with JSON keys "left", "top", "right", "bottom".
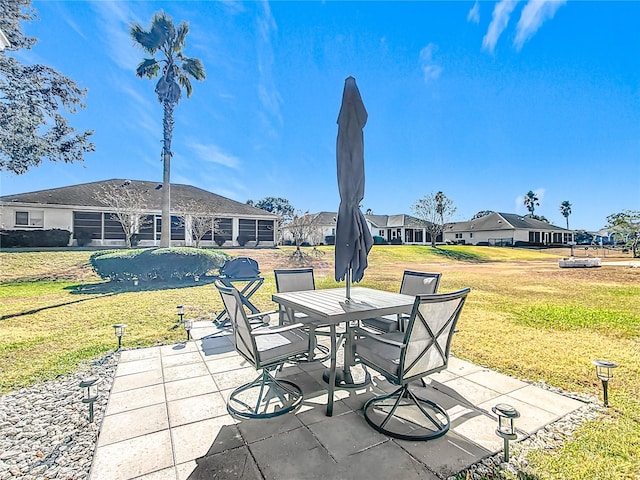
{"left": 482, "top": 0, "right": 519, "bottom": 54}
{"left": 90, "top": 1, "right": 141, "bottom": 71}
{"left": 189, "top": 143, "right": 241, "bottom": 169}
{"left": 514, "top": 0, "right": 566, "bottom": 51}
{"left": 255, "top": 2, "right": 283, "bottom": 132}
{"left": 467, "top": 1, "right": 480, "bottom": 24}
{"left": 419, "top": 43, "right": 443, "bottom": 81}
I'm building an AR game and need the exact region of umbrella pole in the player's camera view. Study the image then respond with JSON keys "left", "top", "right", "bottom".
{"left": 346, "top": 265, "right": 351, "bottom": 301}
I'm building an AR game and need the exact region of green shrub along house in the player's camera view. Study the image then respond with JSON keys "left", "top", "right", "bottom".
{"left": 0, "top": 179, "right": 278, "bottom": 248}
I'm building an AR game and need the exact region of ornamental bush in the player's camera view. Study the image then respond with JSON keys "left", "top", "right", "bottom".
{"left": 0, "top": 229, "right": 71, "bottom": 248}
{"left": 90, "top": 247, "right": 229, "bottom": 282}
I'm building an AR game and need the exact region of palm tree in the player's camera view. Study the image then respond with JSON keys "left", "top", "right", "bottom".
{"left": 560, "top": 200, "right": 572, "bottom": 229}
{"left": 130, "top": 11, "right": 205, "bottom": 247}
{"left": 524, "top": 190, "right": 539, "bottom": 216}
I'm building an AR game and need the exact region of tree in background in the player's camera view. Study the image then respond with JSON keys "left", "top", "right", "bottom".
{"left": 174, "top": 199, "right": 220, "bottom": 248}
{"left": 249, "top": 197, "right": 295, "bottom": 245}
{"left": 606, "top": 210, "right": 639, "bottom": 258}
{"left": 471, "top": 210, "right": 494, "bottom": 220}
{"left": 131, "top": 11, "right": 205, "bottom": 248}
{"left": 283, "top": 210, "right": 322, "bottom": 262}
{"left": 412, "top": 191, "right": 456, "bottom": 247}
{"left": 0, "top": 0, "right": 94, "bottom": 174}
{"left": 559, "top": 200, "right": 572, "bottom": 230}
{"left": 524, "top": 190, "right": 540, "bottom": 216}
{"left": 95, "top": 181, "right": 152, "bottom": 248}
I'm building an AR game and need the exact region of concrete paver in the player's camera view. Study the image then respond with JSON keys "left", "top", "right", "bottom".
{"left": 89, "top": 321, "right": 588, "bottom": 480}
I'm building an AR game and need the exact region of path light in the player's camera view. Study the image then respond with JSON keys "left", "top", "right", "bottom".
{"left": 113, "top": 324, "right": 127, "bottom": 349}
{"left": 184, "top": 318, "right": 193, "bottom": 341}
{"left": 177, "top": 305, "right": 184, "bottom": 323}
{"left": 79, "top": 377, "right": 99, "bottom": 423}
{"left": 592, "top": 359, "right": 618, "bottom": 407}
{"left": 133, "top": 277, "right": 139, "bottom": 286}
{"left": 492, "top": 403, "right": 520, "bottom": 462}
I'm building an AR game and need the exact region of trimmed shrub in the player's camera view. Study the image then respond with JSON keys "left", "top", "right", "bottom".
{"left": 90, "top": 247, "right": 230, "bottom": 282}
{"left": 0, "top": 229, "right": 71, "bottom": 248}
{"left": 390, "top": 237, "right": 403, "bottom": 245}
{"left": 74, "top": 228, "right": 93, "bottom": 247}
{"left": 324, "top": 235, "right": 335, "bottom": 245}
{"left": 236, "top": 235, "right": 250, "bottom": 247}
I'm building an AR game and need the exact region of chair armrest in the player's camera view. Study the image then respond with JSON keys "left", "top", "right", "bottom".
{"left": 251, "top": 323, "right": 305, "bottom": 336}
{"left": 352, "top": 327, "right": 406, "bottom": 348}
{"left": 247, "top": 310, "right": 276, "bottom": 319}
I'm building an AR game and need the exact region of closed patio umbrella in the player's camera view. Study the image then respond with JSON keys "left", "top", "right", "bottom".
{"left": 334, "top": 76, "right": 373, "bottom": 300}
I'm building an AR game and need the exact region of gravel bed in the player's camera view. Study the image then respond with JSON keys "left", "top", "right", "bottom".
{"left": 0, "top": 352, "right": 119, "bottom": 480}
{"left": 0, "top": 351, "right": 603, "bottom": 480}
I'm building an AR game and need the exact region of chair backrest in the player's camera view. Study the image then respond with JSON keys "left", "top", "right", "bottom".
{"left": 274, "top": 268, "right": 315, "bottom": 293}
{"left": 400, "top": 288, "right": 470, "bottom": 383}
{"left": 214, "top": 280, "right": 257, "bottom": 365}
{"left": 274, "top": 268, "right": 315, "bottom": 324}
{"left": 400, "top": 271, "right": 441, "bottom": 296}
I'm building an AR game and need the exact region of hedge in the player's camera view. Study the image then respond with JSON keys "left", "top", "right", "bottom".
{"left": 0, "top": 229, "right": 71, "bottom": 248}
{"left": 90, "top": 247, "right": 230, "bottom": 282}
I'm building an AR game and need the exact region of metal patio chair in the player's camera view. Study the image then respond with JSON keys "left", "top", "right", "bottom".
{"left": 274, "top": 268, "right": 330, "bottom": 362}
{"left": 215, "top": 280, "right": 308, "bottom": 419}
{"left": 353, "top": 288, "right": 470, "bottom": 440}
{"left": 361, "top": 271, "right": 441, "bottom": 333}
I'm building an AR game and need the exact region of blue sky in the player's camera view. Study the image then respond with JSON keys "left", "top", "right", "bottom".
{"left": 2, "top": 1, "right": 639, "bottom": 231}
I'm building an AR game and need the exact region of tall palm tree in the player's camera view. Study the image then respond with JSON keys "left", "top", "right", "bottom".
{"left": 524, "top": 190, "right": 539, "bottom": 216}
{"left": 130, "top": 11, "right": 205, "bottom": 247}
{"left": 560, "top": 200, "right": 572, "bottom": 229}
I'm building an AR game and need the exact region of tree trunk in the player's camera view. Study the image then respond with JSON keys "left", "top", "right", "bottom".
{"left": 160, "top": 102, "right": 175, "bottom": 248}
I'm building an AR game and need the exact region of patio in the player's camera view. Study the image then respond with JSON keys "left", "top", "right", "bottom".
{"left": 89, "top": 321, "right": 586, "bottom": 480}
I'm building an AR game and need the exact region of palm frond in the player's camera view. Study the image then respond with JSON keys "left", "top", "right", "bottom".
{"left": 178, "top": 74, "right": 193, "bottom": 98}
{"left": 136, "top": 58, "right": 160, "bottom": 79}
{"left": 130, "top": 24, "right": 161, "bottom": 55}
{"left": 175, "top": 22, "right": 189, "bottom": 53}
{"left": 181, "top": 57, "right": 206, "bottom": 81}
{"left": 151, "top": 11, "right": 175, "bottom": 47}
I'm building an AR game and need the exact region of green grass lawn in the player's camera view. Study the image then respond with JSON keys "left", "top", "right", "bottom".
{"left": 1, "top": 245, "right": 638, "bottom": 478}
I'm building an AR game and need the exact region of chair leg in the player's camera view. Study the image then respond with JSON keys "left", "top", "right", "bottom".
{"left": 363, "top": 385, "right": 450, "bottom": 441}
{"left": 227, "top": 368, "right": 303, "bottom": 420}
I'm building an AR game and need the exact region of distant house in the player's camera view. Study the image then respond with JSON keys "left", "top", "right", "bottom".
{"left": 443, "top": 212, "right": 574, "bottom": 246}
{"left": 282, "top": 211, "right": 440, "bottom": 245}
{"left": 0, "top": 179, "right": 278, "bottom": 247}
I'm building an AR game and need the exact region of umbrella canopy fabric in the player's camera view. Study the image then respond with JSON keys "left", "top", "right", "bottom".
{"left": 334, "top": 76, "right": 373, "bottom": 285}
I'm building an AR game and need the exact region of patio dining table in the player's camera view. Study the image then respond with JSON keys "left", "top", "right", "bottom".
{"left": 272, "top": 286, "right": 414, "bottom": 416}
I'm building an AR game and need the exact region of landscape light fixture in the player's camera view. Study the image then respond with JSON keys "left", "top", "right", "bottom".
{"left": 184, "top": 318, "right": 193, "bottom": 341}
{"left": 177, "top": 305, "right": 184, "bottom": 323}
{"left": 492, "top": 403, "right": 520, "bottom": 462}
{"left": 113, "top": 324, "right": 127, "bottom": 349}
{"left": 592, "top": 359, "right": 618, "bottom": 407}
{"left": 79, "top": 377, "right": 99, "bottom": 423}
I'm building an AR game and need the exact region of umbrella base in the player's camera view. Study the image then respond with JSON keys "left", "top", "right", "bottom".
{"left": 322, "top": 365, "right": 371, "bottom": 389}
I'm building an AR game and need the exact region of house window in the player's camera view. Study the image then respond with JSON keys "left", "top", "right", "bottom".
{"left": 73, "top": 212, "right": 102, "bottom": 239}
{"left": 15, "top": 210, "right": 43, "bottom": 227}
{"left": 103, "top": 213, "right": 126, "bottom": 240}
{"left": 258, "top": 220, "right": 274, "bottom": 242}
{"left": 469, "top": 232, "right": 473, "bottom": 238}
{"left": 239, "top": 219, "right": 257, "bottom": 242}
{"left": 378, "top": 230, "right": 384, "bottom": 237}
{"left": 214, "top": 218, "right": 232, "bottom": 243}
{"left": 171, "top": 215, "right": 185, "bottom": 240}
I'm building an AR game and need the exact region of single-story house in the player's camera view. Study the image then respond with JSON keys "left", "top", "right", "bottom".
{"left": 282, "top": 211, "right": 441, "bottom": 245}
{"left": 0, "top": 179, "right": 279, "bottom": 247}
{"left": 443, "top": 212, "right": 574, "bottom": 246}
